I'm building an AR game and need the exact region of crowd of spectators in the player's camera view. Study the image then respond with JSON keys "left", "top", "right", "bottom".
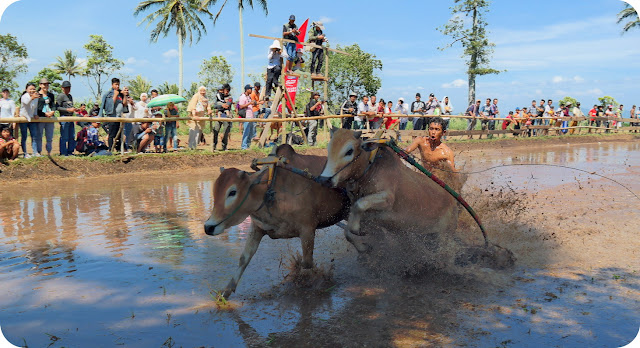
{"left": 336, "top": 91, "right": 640, "bottom": 139}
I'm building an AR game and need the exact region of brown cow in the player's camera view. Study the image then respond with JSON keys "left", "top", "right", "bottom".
{"left": 318, "top": 129, "right": 459, "bottom": 252}
{"left": 204, "top": 144, "right": 350, "bottom": 298}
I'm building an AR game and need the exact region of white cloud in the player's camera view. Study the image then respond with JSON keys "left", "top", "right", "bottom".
{"left": 552, "top": 75, "right": 586, "bottom": 84}
{"left": 573, "top": 75, "right": 585, "bottom": 83}
{"left": 584, "top": 88, "right": 603, "bottom": 95}
{"left": 162, "top": 49, "right": 179, "bottom": 62}
{"left": 318, "top": 16, "right": 334, "bottom": 24}
{"left": 125, "top": 57, "right": 136, "bottom": 65}
{"left": 18, "top": 57, "right": 36, "bottom": 64}
{"left": 210, "top": 50, "right": 235, "bottom": 56}
{"left": 442, "top": 79, "right": 466, "bottom": 88}
{"left": 552, "top": 76, "right": 564, "bottom": 83}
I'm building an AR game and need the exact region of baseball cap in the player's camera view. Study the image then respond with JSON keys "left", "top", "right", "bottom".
{"left": 61, "top": 81, "right": 71, "bottom": 88}
{"left": 314, "top": 21, "right": 324, "bottom": 30}
{"left": 349, "top": 91, "right": 357, "bottom": 97}
{"left": 416, "top": 93, "right": 421, "bottom": 97}
{"left": 244, "top": 84, "right": 252, "bottom": 91}
{"left": 289, "top": 15, "right": 295, "bottom": 21}
{"left": 312, "top": 91, "right": 320, "bottom": 96}
{"left": 515, "top": 107, "right": 520, "bottom": 111}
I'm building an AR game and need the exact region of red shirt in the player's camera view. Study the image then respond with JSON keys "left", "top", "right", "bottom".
{"left": 589, "top": 108, "right": 597, "bottom": 121}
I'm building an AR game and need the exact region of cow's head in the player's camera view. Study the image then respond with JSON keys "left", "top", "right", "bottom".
{"left": 319, "top": 129, "right": 377, "bottom": 187}
{"left": 204, "top": 167, "right": 265, "bottom": 236}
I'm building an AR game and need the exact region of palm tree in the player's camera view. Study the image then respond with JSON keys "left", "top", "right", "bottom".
{"left": 52, "top": 50, "right": 84, "bottom": 81}
{"left": 134, "top": 0, "right": 211, "bottom": 96}
{"left": 127, "top": 75, "right": 153, "bottom": 99}
{"left": 617, "top": 4, "right": 639, "bottom": 33}
{"left": 157, "top": 81, "right": 180, "bottom": 95}
{"left": 201, "top": 0, "right": 268, "bottom": 89}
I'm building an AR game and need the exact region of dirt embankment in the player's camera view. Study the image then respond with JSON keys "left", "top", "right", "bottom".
{"left": 1, "top": 133, "right": 637, "bottom": 183}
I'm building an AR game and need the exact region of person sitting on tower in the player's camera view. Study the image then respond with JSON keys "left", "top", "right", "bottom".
{"left": 308, "top": 21, "right": 326, "bottom": 78}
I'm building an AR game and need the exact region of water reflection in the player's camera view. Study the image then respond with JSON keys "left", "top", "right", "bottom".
{"left": 0, "top": 177, "right": 219, "bottom": 279}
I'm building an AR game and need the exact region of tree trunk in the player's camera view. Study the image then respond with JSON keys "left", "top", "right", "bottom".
{"left": 239, "top": 7, "right": 245, "bottom": 89}
{"left": 468, "top": 6, "right": 479, "bottom": 106}
{"left": 178, "top": 32, "right": 184, "bottom": 96}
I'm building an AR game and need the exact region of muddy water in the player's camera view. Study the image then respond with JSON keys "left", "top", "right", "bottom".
{"left": 1, "top": 141, "right": 639, "bottom": 347}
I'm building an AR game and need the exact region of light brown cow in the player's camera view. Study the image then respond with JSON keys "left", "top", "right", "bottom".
{"left": 318, "top": 129, "right": 459, "bottom": 252}
{"left": 204, "top": 144, "right": 350, "bottom": 298}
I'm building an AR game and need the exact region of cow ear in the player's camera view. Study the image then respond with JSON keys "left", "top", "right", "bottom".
{"left": 219, "top": 167, "right": 225, "bottom": 173}
{"left": 237, "top": 170, "right": 246, "bottom": 178}
{"left": 353, "top": 131, "right": 362, "bottom": 139}
{"left": 360, "top": 141, "right": 380, "bottom": 152}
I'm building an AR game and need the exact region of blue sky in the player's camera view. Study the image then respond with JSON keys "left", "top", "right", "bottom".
{"left": 1, "top": 0, "right": 639, "bottom": 113}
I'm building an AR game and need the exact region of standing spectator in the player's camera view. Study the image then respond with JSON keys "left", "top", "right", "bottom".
{"left": 605, "top": 105, "right": 615, "bottom": 132}
{"left": 411, "top": 93, "right": 426, "bottom": 130}
{"left": 266, "top": 40, "right": 282, "bottom": 97}
{"left": 541, "top": 99, "right": 553, "bottom": 136}
{"left": 340, "top": 92, "right": 358, "bottom": 129}
{"left": 304, "top": 92, "right": 322, "bottom": 146}
{"left": 465, "top": 100, "right": 481, "bottom": 139}
{"left": 308, "top": 21, "right": 326, "bottom": 77}
{"left": 98, "top": 78, "right": 123, "bottom": 150}
{"left": 357, "top": 96, "right": 374, "bottom": 130}
{"left": 529, "top": 100, "right": 539, "bottom": 136}
{"left": 588, "top": 104, "right": 598, "bottom": 133}
{"left": 213, "top": 84, "right": 232, "bottom": 151}
{"left": 0, "top": 88, "right": 16, "bottom": 133}
{"left": 90, "top": 103, "right": 100, "bottom": 116}
{"left": 187, "top": 86, "right": 210, "bottom": 150}
{"left": 120, "top": 86, "right": 137, "bottom": 150}
{"left": 423, "top": 93, "right": 441, "bottom": 130}
{"left": 368, "top": 95, "right": 383, "bottom": 129}
{"left": 0, "top": 126, "right": 20, "bottom": 161}
{"left": 479, "top": 98, "right": 493, "bottom": 139}
{"left": 56, "top": 81, "right": 77, "bottom": 156}
{"left": 152, "top": 112, "right": 165, "bottom": 152}
{"left": 616, "top": 105, "right": 624, "bottom": 131}
{"left": 19, "top": 83, "right": 40, "bottom": 157}
{"left": 36, "top": 78, "right": 56, "bottom": 155}
{"left": 441, "top": 96, "right": 453, "bottom": 131}
{"left": 630, "top": 105, "right": 638, "bottom": 130}
{"left": 570, "top": 102, "right": 583, "bottom": 135}
{"left": 239, "top": 85, "right": 255, "bottom": 150}
{"left": 282, "top": 15, "right": 300, "bottom": 74}
{"left": 395, "top": 98, "right": 409, "bottom": 131}
{"left": 164, "top": 102, "right": 179, "bottom": 151}
{"left": 251, "top": 82, "right": 266, "bottom": 139}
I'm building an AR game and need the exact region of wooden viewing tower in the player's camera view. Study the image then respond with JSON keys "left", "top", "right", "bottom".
{"left": 248, "top": 34, "right": 349, "bottom": 147}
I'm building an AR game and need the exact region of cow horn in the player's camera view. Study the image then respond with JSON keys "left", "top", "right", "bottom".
{"left": 330, "top": 125, "right": 339, "bottom": 138}
{"left": 220, "top": 167, "right": 225, "bottom": 173}
{"left": 353, "top": 131, "right": 362, "bottom": 139}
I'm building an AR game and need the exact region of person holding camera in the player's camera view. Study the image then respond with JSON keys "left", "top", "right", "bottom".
{"left": 305, "top": 92, "right": 322, "bottom": 146}
{"left": 36, "top": 78, "right": 56, "bottom": 155}
{"left": 98, "top": 78, "right": 124, "bottom": 150}
{"left": 212, "top": 84, "right": 232, "bottom": 151}
{"left": 19, "top": 83, "right": 40, "bottom": 157}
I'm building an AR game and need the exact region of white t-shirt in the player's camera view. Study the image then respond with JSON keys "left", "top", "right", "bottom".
{"left": 0, "top": 98, "right": 16, "bottom": 121}
{"left": 356, "top": 101, "right": 370, "bottom": 122}
{"left": 20, "top": 93, "right": 38, "bottom": 122}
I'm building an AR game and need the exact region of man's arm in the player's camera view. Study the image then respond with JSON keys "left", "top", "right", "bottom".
{"left": 404, "top": 137, "right": 422, "bottom": 154}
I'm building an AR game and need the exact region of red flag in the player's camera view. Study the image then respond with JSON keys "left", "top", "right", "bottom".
{"left": 296, "top": 19, "right": 309, "bottom": 50}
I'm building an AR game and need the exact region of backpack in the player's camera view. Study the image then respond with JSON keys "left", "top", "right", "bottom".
{"left": 75, "top": 127, "right": 89, "bottom": 153}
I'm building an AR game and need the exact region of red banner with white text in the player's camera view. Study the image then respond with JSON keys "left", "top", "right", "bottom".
{"left": 284, "top": 75, "right": 299, "bottom": 112}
